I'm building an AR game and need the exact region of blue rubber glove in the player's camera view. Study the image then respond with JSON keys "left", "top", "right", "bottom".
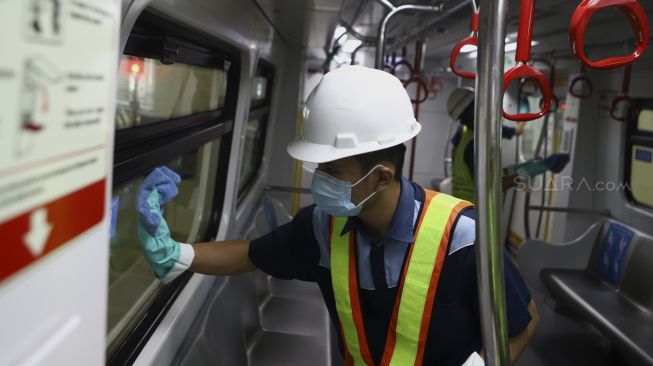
{"left": 136, "top": 166, "right": 194, "bottom": 284}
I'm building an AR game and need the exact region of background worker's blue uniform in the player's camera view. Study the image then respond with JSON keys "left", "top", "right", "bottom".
{"left": 249, "top": 177, "right": 532, "bottom": 365}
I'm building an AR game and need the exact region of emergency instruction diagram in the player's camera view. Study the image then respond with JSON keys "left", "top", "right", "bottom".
{"left": 0, "top": 0, "right": 118, "bottom": 283}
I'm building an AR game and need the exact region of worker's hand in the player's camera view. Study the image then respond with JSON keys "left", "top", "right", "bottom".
{"left": 136, "top": 167, "right": 194, "bottom": 284}
{"left": 510, "top": 153, "right": 570, "bottom": 178}
{"left": 515, "top": 159, "right": 549, "bottom": 178}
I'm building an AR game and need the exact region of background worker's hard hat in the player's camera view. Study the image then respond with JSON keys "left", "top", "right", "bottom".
{"left": 287, "top": 65, "right": 421, "bottom": 163}
{"left": 447, "top": 87, "right": 475, "bottom": 121}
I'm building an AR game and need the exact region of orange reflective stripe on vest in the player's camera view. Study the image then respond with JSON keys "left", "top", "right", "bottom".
{"left": 330, "top": 189, "right": 472, "bottom": 366}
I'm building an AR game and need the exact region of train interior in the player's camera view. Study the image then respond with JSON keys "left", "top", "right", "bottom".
{"left": 1, "top": 0, "right": 653, "bottom": 365}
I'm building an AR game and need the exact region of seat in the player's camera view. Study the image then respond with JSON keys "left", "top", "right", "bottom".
{"left": 543, "top": 269, "right": 653, "bottom": 365}
{"left": 519, "top": 219, "right": 653, "bottom": 365}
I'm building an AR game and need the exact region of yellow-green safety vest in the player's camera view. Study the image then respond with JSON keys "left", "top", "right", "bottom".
{"left": 330, "top": 189, "right": 472, "bottom": 366}
{"left": 452, "top": 126, "right": 475, "bottom": 202}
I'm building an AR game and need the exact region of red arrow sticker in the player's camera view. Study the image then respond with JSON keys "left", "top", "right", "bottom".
{"left": 0, "top": 179, "right": 105, "bottom": 283}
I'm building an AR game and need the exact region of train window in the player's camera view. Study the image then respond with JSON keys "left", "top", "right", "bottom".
{"left": 252, "top": 75, "right": 268, "bottom": 101}
{"left": 238, "top": 62, "right": 273, "bottom": 201}
{"left": 629, "top": 145, "right": 653, "bottom": 207}
{"left": 625, "top": 104, "right": 653, "bottom": 208}
{"left": 239, "top": 115, "right": 268, "bottom": 194}
{"left": 115, "top": 56, "right": 228, "bottom": 129}
{"left": 638, "top": 109, "right": 653, "bottom": 132}
{"left": 107, "top": 9, "right": 239, "bottom": 365}
{"left": 107, "top": 140, "right": 220, "bottom": 354}
{"left": 520, "top": 95, "right": 564, "bottom": 160}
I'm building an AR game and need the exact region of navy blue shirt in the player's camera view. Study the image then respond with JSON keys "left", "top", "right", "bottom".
{"left": 249, "top": 178, "right": 532, "bottom": 365}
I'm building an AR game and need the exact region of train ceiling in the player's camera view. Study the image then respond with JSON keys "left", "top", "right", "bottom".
{"left": 256, "top": 0, "right": 653, "bottom": 71}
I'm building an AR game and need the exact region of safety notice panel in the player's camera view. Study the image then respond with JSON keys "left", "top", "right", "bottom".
{"left": 0, "top": 0, "right": 118, "bottom": 283}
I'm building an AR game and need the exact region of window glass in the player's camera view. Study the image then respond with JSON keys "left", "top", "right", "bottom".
{"left": 630, "top": 145, "right": 653, "bottom": 207}
{"left": 519, "top": 95, "right": 563, "bottom": 160}
{"left": 115, "top": 56, "right": 227, "bottom": 129}
{"left": 239, "top": 117, "right": 268, "bottom": 194}
{"left": 638, "top": 109, "right": 653, "bottom": 132}
{"left": 251, "top": 76, "right": 267, "bottom": 101}
{"left": 107, "top": 139, "right": 221, "bottom": 353}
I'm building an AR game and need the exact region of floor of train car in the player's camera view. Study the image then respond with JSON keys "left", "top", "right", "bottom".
{"left": 517, "top": 270, "right": 633, "bottom": 366}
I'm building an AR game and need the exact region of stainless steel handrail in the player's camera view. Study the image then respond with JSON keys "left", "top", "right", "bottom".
{"left": 387, "top": 0, "right": 472, "bottom": 52}
{"left": 528, "top": 205, "right": 611, "bottom": 217}
{"left": 263, "top": 186, "right": 312, "bottom": 195}
{"left": 374, "top": 0, "right": 443, "bottom": 69}
{"left": 474, "top": 0, "right": 511, "bottom": 363}
{"left": 339, "top": 20, "right": 377, "bottom": 44}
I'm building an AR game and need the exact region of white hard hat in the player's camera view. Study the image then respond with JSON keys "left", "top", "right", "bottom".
{"left": 447, "top": 87, "right": 475, "bottom": 121}
{"left": 287, "top": 65, "right": 421, "bottom": 163}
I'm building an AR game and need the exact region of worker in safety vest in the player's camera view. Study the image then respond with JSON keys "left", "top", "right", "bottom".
{"left": 449, "top": 87, "right": 568, "bottom": 203}
{"left": 449, "top": 87, "right": 525, "bottom": 202}
{"left": 137, "top": 66, "right": 539, "bottom": 365}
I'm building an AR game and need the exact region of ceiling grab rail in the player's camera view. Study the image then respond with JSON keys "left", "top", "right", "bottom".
{"left": 569, "top": 65, "right": 593, "bottom": 98}
{"left": 374, "top": 0, "right": 443, "bottom": 69}
{"left": 569, "top": 0, "right": 649, "bottom": 70}
{"left": 450, "top": 0, "right": 479, "bottom": 79}
{"left": 610, "top": 63, "right": 635, "bottom": 122}
{"left": 475, "top": 0, "right": 512, "bottom": 362}
{"left": 502, "top": 0, "right": 552, "bottom": 122}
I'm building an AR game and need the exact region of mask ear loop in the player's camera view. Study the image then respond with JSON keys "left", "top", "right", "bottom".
{"left": 352, "top": 164, "right": 386, "bottom": 187}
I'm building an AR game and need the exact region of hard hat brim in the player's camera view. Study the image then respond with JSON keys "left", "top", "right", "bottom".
{"left": 286, "top": 122, "right": 421, "bottom": 163}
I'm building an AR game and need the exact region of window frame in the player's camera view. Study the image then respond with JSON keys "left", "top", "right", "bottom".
{"left": 623, "top": 99, "right": 653, "bottom": 210}
{"left": 237, "top": 61, "right": 274, "bottom": 203}
{"left": 106, "top": 9, "right": 240, "bottom": 365}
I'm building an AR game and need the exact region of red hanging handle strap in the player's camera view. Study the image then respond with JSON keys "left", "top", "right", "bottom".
{"left": 569, "top": 65, "right": 593, "bottom": 98}
{"left": 503, "top": 65, "right": 552, "bottom": 121}
{"left": 450, "top": 12, "right": 479, "bottom": 79}
{"left": 503, "top": 0, "right": 552, "bottom": 121}
{"left": 403, "top": 76, "right": 429, "bottom": 104}
{"left": 515, "top": 0, "right": 536, "bottom": 62}
{"left": 610, "top": 64, "right": 635, "bottom": 122}
{"left": 570, "top": 0, "right": 649, "bottom": 70}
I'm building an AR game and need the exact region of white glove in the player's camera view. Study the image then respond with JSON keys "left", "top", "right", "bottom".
{"left": 461, "top": 352, "right": 485, "bottom": 366}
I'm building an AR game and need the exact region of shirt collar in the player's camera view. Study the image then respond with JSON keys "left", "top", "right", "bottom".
{"left": 340, "top": 176, "right": 417, "bottom": 244}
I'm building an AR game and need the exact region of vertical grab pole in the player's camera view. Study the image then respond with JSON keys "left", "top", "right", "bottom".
{"left": 474, "top": 0, "right": 511, "bottom": 364}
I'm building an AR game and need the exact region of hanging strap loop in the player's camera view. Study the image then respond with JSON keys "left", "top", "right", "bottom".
{"left": 569, "top": 0, "right": 649, "bottom": 69}
{"left": 610, "top": 64, "right": 635, "bottom": 122}
{"left": 450, "top": 12, "right": 479, "bottom": 79}
{"left": 403, "top": 76, "right": 429, "bottom": 104}
{"left": 502, "top": 0, "right": 552, "bottom": 122}
{"left": 569, "top": 65, "right": 593, "bottom": 98}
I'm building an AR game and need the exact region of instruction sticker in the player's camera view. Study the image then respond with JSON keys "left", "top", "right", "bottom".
{"left": 596, "top": 223, "right": 634, "bottom": 285}
{"left": 0, "top": 0, "right": 119, "bottom": 283}
{"left": 635, "top": 148, "right": 652, "bottom": 163}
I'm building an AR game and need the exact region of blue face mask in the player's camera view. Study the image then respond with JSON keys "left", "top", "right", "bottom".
{"left": 311, "top": 165, "right": 383, "bottom": 217}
